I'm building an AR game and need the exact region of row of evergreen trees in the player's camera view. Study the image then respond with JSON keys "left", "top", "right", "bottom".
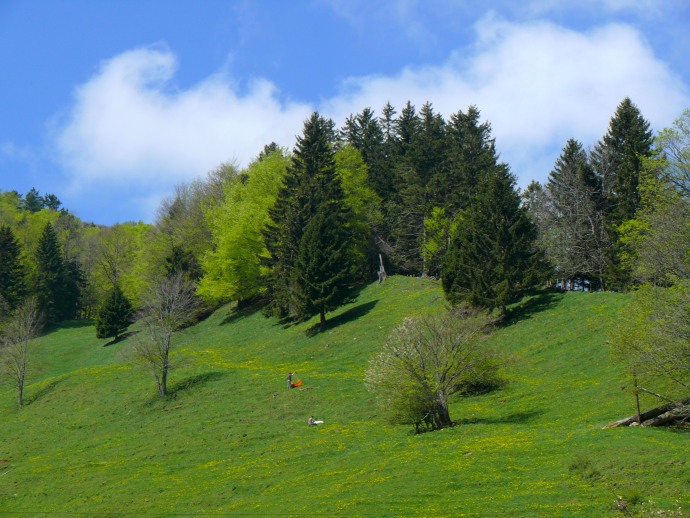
{"left": 525, "top": 97, "right": 654, "bottom": 290}
{"left": 0, "top": 222, "right": 82, "bottom": 323}
{"left": 256, "top": 104, "right": 546, "bottom": 323}
{"left": 1, "top": 97, "right": 682, "bottom": 335}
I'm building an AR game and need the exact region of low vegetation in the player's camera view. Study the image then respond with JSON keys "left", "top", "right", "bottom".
{"left": 0, "top": 277, "right": 688, "bottom": 515}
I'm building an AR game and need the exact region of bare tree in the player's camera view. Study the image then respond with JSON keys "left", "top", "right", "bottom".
{"left": 365, "top": 309, "right": 503, "bottom": 431}
{"left": 133, "top": 274, "right": 197, "bottom": 397}
{"left": 0, "top": 297, "right": 43, "bottom": 409}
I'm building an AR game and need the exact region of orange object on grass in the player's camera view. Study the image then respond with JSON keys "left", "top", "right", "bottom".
{"left": 291, "top": 380, "right": 302, "bottom": 388}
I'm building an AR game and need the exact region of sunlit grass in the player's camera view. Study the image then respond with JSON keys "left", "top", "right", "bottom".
{"left": 0, "top": 277, "right": 688, "bottom": 515}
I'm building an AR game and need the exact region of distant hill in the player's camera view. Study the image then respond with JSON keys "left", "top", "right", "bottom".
{"left": 1, "top": 276, "right": 687, "bottom": 515}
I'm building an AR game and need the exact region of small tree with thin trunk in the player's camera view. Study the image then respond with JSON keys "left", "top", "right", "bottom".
{"left": 0, "top": 297, "right": 43, "bottom": 409}
{"left": 133, "top": 273, "right": 197, "bottom": 397}
{"left": 365, "top": 308, "right": 502, "bottom": 431}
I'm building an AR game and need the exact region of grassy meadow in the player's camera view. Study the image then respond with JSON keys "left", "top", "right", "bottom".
{"left": 0, "top": 276, "right": 688, "bottom": 515}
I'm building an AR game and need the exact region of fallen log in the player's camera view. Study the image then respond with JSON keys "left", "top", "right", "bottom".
{"left": 641, "top": 406, "right": 690, "bottom": 427}
{"left": 603, "top": 398, "right": 690, "bottom": 428}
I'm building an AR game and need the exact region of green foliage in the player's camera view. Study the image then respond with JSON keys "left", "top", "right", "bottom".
{"left": 422, "top": 207, "right": 456, "bottom": 277}
{"left": 334, "top": 144, "right": 382, "bottom": 275}
{"left": 0, "top": 224, "right": 27, "bottom": 311}
{"left": 617, "top": 157, "right": 690, "bottom": 284}
{"left": 609, "top": 281, "right": 690, "bottom": 406}
{"left": 199, "top": 151, "right": 288, "bottom": 304}
{"left": 655, "top": 108, "right": 690, "bottom": 196}
{"left": 94, "top": 285, "right": 133, "bottom": 341}
{"left": 443, "top": 167, "right": 548, "bottom": 316}
{"left": 366, "top": 308, "right": 499, "bottom": 430}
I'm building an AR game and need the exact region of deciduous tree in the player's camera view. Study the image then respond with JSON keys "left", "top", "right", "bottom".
{"left": 0, "top": 297, "right": 42, "bottom": 409}
{"left": 133, "top": 273, "right": 197, "bottom": 397}
{"left": 365, "top": 309, "right": 501, "bottom": 431}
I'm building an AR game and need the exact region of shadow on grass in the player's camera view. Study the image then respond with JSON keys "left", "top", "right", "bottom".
{"left": 103, "top": 330, "right": 139, "bottom": 347}
{"left": 502, "top": 290, "right": 564, "bottom": 327}
{"left": 43, "top": 319, "right": 95, "bottom": 334}
{"left": 305, "top": 300, "right": 378, "bottom": 337}
{"left": 455, "top": 409, "right": 544, "bottom": 426}
{"left": 25, "top": 378, "right": 63, "bottom": 405}
{"left": 168, "top": 371, "right": 227, "bottom": 396}
{"left": 220, "top": 300, "right": 264, "bottom": 326}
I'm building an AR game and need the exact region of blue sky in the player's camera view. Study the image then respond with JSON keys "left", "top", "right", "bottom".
{"left": 1, "top": 1, "right": 689, "bottom": 225}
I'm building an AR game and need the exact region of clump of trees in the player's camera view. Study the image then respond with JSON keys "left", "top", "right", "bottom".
{"left": 527, "top": 97, "right": 655, "bottom": 291}
{"left": 365, "top": 309, "right": 504, "bottom": 432}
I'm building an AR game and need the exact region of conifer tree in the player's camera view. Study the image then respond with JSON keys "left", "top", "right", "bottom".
{"left": 264, "top": 112, "right": 354, "bottom": 322}
{"left": 33, "top": 222, "right": 82, "bottom": 323}
{"left": 33, "top": 223, "right": 65, "bottom": 323}
{"left": 591, "top": 97, "right": 653, "bottom": 287}
{"left": 95, "top": 284, "right": 133, "bottom": 342}
{"left": 544, "top": 139, "right": 608, "bottom": 288}
{"left": 295, "top": 204, "right": 353, "bottom": 330}
{"left": 442, "top": 166, "right": 547, "bottom": 318}
{"left": 439, "top": 106, "right": 496, "bottom": 213}
{"left": 0, "top": 225, "right": 27, "bottom": 311}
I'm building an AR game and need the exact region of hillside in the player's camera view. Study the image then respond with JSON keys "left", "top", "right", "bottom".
{"left": 0, "top": 276, "right": 688, "bottom": 515}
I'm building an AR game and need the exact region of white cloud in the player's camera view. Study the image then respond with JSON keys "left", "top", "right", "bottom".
{"left": 55, "top": 17, "right": 689, "bottom": 221}
{"left": 323, "top": 17, "right": 689, "bottom": 185}
{"left": 56, "top": 47, "right": 313, "bottom": 188}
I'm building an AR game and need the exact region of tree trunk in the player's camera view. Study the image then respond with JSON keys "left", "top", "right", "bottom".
{"left": 604, "top": 398, "right": 690, "bottom": 428}
{"left": 436, "top": 403, "right": 452, "bottom": 428}
{"left": 160, "top": 363, "right": 168, "bottom": 397}
{"left": 17, "top": 380, "right": 23, "bottom": 410}
{"left": 641, "top": 406, "right": 690, "bottom": 426}
{"left": 319, "top": 305, "right": 326, "bottom": 331}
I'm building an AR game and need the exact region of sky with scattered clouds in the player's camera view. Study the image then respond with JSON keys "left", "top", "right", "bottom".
{"left": 1, "top": 0, "right": 689, "bottom": 224}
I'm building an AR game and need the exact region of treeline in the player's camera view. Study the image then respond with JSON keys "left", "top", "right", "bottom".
{"left": 1, "top": 99, "right": 688, "bottom": 331}
{"left": 525, "top": 98, "right": 687, "bottom": 291}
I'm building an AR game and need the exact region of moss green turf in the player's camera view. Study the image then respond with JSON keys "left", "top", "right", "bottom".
{"left": 0, "top": 276, "right": 688, "bottom": 515}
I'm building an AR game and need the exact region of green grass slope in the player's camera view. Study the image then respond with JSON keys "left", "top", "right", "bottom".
{"left": 0, "top": 276, "right": 688, "bottom": 516}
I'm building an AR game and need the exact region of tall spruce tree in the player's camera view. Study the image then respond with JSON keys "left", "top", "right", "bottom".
{"left": 591, "top": 97, "right": 653, "bottom": 287}
{"left": 0, "top": 225, "right": 27, "bottom": 311}
{"left": 545, "top": 139, "right": 608, "bottom": 288}
{"left": 439, "top": 106, "right": 496, "bottom": 214}
{"left": 34, "top": 223, "right": 65, "bottom": 323}
{"left": 442, "top": 166, "right": 547, "bottom": 318}
{"left": 264, "top": 112, "right": 354, "bottom": 322}
{"left": 295, "top": 203, "right": 353, "bottom": 330}
{"left": 598, "top": 97, "right": 653, "bottom": 224}
{"left": 33, "top": 222, "right": 82, "bottom": 323}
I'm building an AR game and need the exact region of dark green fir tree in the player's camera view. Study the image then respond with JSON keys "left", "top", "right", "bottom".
{"left": 264, "top": 112, "right": 355, "bottom": 324}
{"left": 442, "top": 166, "right": 548, "bottom": 319}
{"left": 295, "top": 204, "right": 353, "bottom": 330}
{"left": 95, "top": 284, "right": 133, "bottom": 342}
{"left": 0, "top": 224, "right": 27, "bottom": 311}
